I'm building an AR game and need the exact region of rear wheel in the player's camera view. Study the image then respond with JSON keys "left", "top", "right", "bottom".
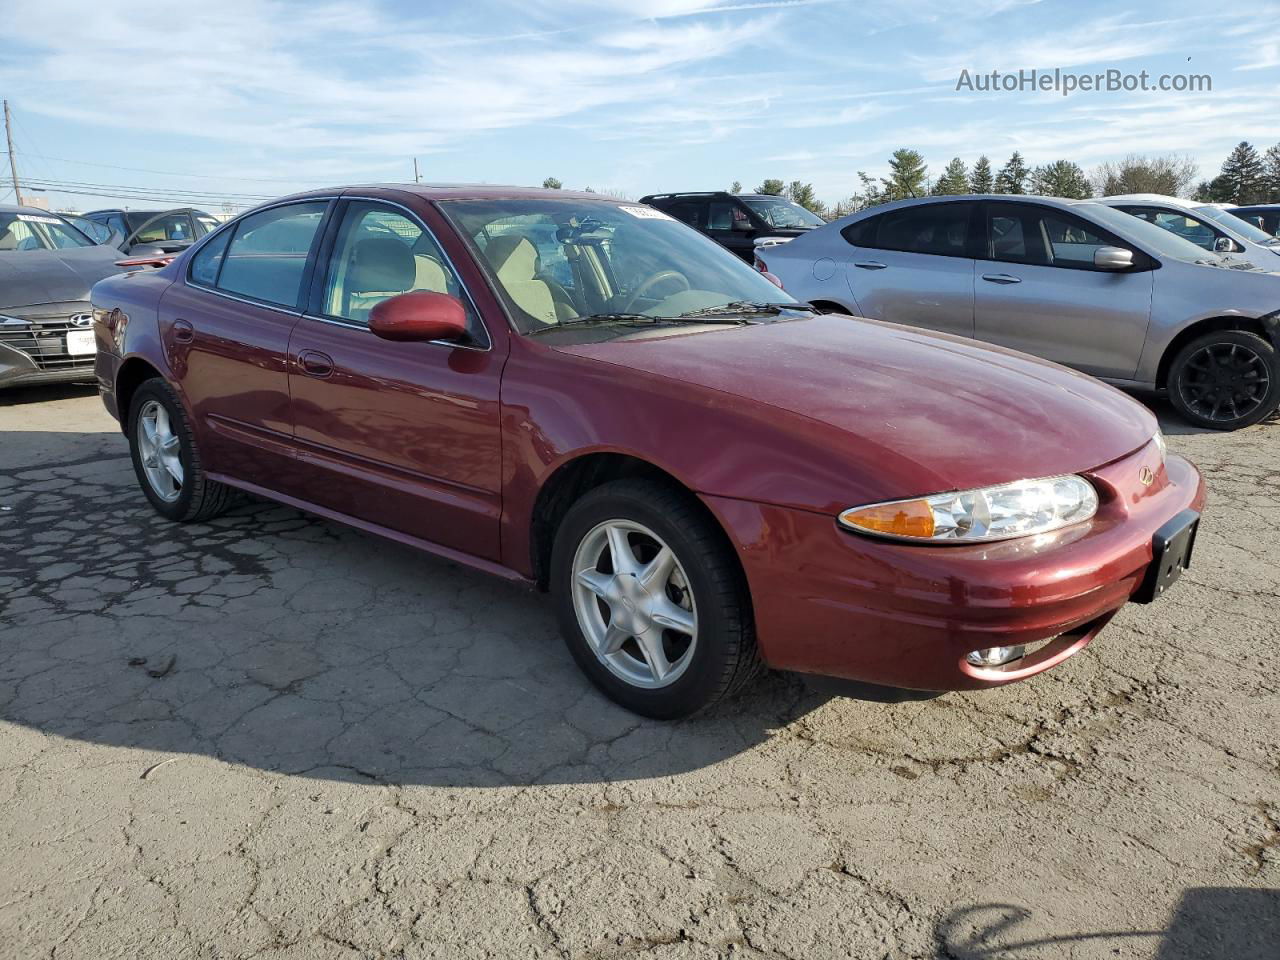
{"left": 128, "top": 378, "right": 235, "bottom": 521}
{"left": 1168, "top": 330, "right": 1280, "bottom": 430}
{"left": 550, "top": 479, "right": 762, "bottom": 719}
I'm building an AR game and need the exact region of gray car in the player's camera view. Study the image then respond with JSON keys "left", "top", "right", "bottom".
{"left": 758, "top": 194, "right": 1280, "bottom": 430}
{"left": 0, "top": 204, "right": 127, "bottom": 389}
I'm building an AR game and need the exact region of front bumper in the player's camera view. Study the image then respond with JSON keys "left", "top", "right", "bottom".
{"left": 0, "top": 302, "right": 97, "bottom": 390}
{"left": 704, "top": 441, "right": 1206, "bottom": 691}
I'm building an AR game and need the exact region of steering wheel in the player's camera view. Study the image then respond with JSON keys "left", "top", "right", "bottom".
{"left": 620, "top": 270, "right": 690, "bottom": 313}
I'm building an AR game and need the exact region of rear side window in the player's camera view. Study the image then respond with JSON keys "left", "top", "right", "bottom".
{"left": 840, "top": 215, "right": 880, "bottom": 247}
{"left": 189, "top": 230, "right": 231, "bottom": 286}
{"left": 214, "top": 202, "right": 327, "bottom": 308}
{"left": 872, "top": 203, "right": 972, "bottom": 256}
{"left": 666, "top": 201, "right": 704, "bottom": 227}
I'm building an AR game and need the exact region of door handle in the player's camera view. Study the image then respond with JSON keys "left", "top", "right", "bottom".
{"left": 297, "top": 350, "right": 334, "bottom": 378}
{"left": 172, "top": 319, "right": 194, "bottom": 343}
{"left": 981, "top": 273, "right": 1022, "bottom": 284}
{"left": 854, "top": 261, "right": 887, "bottom": 270}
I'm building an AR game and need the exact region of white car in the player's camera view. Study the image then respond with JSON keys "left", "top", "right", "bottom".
{"left": 1099, "top": 194, "right": 1280, "bottom": 265}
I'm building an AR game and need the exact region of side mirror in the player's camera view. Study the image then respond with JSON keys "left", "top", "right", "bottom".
{"left": 1213, "top": 236, "right": 1235, "bottom": 253}
{"left": 731, "top": 218, "right": 754, "bottom": 233}
{"left": 1093, "top": 246, "right": 1135, "bottom": 270}
{"left": 369, "top": 291, "right": 468, "bottom": 342}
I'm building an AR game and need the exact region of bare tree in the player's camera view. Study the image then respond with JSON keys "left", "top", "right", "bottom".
{"left": 1091, "top": 154, "right": 1198, "bottom": 197}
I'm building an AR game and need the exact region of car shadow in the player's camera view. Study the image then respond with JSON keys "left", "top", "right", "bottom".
{"left": 1127, "top": 388, "right": 1279, "bottom": 437}
{"left": 933, "top": 888, "right": 1279, "bottom": 959}
{"left": 0, "top": 381, "right": 99, "bottom": 407}
{"left": 0, "top": 431, "right": 866, "bottom": 788}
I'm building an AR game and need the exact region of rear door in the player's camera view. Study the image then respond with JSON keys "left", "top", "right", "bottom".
{"left": 843, "top": 201, "right": 976, "bottom": 339}
{"left": 973, "top": 201, "right": 1153, "bottom": 379}
{"left": 159, "top": 200, "right": 330, "bottom": 488}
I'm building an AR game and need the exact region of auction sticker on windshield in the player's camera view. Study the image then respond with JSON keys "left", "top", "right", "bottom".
{"left": 618, "top": 205, "right": 675, "bottom": 220}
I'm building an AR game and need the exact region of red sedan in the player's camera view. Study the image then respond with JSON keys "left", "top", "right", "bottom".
{"left": 90, "top": 186, "right": 1205, "bottom": 718}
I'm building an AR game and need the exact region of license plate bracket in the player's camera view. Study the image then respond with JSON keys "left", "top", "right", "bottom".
{"left": 1133, "top": 509, "right": 1199, "bottom": 604}
{"left": 65, "top": 329, "right": 96, "bottom": 356}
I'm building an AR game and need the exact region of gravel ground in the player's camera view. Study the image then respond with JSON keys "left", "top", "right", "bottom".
{"left": 0, "top": 383, "right": 1276, "bottom": 960}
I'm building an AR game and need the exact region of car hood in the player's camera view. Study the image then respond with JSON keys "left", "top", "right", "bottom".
{"left": 0, "top": 246, "right": 126, "bottom": 309}
{"left": 555, "top": 314, "right": 1156, "bottom": 498}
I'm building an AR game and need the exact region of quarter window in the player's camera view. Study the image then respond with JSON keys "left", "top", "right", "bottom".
{"left": 323, "top": 202, "right": 478, "bottom": 333}
{"left": 189, "top": 229, "right": 231, "bottom": 287}
{"left": 215, "top": 202, "right": 327, "bottom": 308}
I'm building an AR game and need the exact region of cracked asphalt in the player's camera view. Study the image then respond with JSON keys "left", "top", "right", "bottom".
{"left": 0, "top": 383, "right": 1276, "bottom": 960}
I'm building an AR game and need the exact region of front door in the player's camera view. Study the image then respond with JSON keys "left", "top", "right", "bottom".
{"left": 286, "top": 199, "right": 505, "bottom": 561}
{"left": 973, "top": 202, "right": 1153, "bottom": 379}
{"left": 704, "top": 199, "right": 758, "bottom": 261}
{"left": 159, "top": 200, "right": 330, "bottom": 488}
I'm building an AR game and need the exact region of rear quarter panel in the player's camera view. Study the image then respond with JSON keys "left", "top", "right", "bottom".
{"left": 91, "top": 266, "right": 177, "bottom": 423}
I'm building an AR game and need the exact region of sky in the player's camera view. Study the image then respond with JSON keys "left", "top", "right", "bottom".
{"left": 1, "top": 0, "right": 1278, "bottom": 213}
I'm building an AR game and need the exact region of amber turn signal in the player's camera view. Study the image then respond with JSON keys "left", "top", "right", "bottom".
{"left": 839, "top": 500, "right": 935, "bottom": 538}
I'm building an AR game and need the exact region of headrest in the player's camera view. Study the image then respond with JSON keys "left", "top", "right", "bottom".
{"left": 484, "top": 235, "right": 539, "bottom": 282}
{"left": 348, "top": 237, "right": 415, "bottom": 293}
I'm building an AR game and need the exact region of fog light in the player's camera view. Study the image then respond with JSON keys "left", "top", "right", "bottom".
{"left": 965, "top": 645, "right": 1026, "bottom": 667}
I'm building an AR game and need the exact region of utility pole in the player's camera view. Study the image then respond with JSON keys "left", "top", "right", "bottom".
{"left": 3, "top": 100, "right": 19, "bottom": 205}
{"left": 413, "top": 158, "right": 421, "bottom": 184}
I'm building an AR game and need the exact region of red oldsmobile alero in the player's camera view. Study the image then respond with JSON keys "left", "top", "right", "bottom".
{"left": 90, "top": 185, "right": 1205, "bottom": 718}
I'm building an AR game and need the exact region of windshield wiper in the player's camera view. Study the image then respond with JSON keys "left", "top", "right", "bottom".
{"left": 673, "top": 300, "right": 816, "bottom": 319}
{"left": 527, "top": 312, "right": 752, "bottom": 335}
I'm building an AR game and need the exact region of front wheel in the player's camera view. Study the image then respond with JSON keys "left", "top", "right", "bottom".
{"left": 550, "top": 479, "right": 762, "bottom": 719}
{"left": 1168, "top": 330, "right": 1280, "bottom": 430}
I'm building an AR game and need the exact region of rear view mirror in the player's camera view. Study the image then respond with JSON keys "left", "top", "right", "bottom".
{"left": 369, "top": 291, "right": 468, "bottom": 343}
{"left": 1094, "top": 246, "right": 1134, "bottom": 270}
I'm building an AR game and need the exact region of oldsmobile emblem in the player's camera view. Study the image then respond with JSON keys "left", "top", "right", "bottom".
{"left": 1138, "top": 466, "right": 1155, "bottom": 486}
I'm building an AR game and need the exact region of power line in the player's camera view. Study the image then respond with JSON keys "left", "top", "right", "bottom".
{"left": 0, "top": 148, "right": 320, "bottom": 185}
{"left": 21, "top": 175, "right": 277, "bottom": 202}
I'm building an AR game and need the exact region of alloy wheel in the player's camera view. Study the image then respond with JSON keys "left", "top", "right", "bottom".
{"left": 570, "top": 519, "right": 698, "bottom": 689}
{"left": 1178, "top": 341, "right": 1271, "bottom": 424}
{"left": 136, "top": 399, "right": 184, "bottom": 502}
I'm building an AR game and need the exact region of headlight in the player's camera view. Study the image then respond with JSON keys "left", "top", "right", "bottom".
{"left": 0, "top": 315, "right": 30, "bottom": 328}
{"left": 838, "top": 474, "right": 1099, "bottom": 544}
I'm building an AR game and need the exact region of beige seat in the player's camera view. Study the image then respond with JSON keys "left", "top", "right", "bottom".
{"left": 482, "top": 235, "right": 574, "bottom": 325}
{"left": 413, "top": 253, "right": 450, "bottom": 294}
{"left": 345, "top": 237, "right": 415, "bottom": 323}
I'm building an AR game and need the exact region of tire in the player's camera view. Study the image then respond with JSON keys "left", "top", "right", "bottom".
{"left": 127, "top": 378, "right": 235, "bottom": 522}
{"left": 1168, "top": 330, "right": 1280, "bottom": 431}
{"left": 550, "top": 478, "right": 762, "bottom": 719}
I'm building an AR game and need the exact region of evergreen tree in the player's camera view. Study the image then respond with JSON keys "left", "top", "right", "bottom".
{"left": 1030, "top": 159, "right": 1092, "bottom": 199}
{"left": 1214, "top": 142, "right": 1266, "bottom": 203}
{"left": 932, "top": 157, "right": 970, "bottom": 195}
{"left": 787, "top": 181, "right": 824, "bottom": 214}
{"left": 541, "top": 177, "right": 562, "bottom": 190}
{"left": 881, "top": 148, "right": 928, "bottom": 200}
{"left": 730, "top": 180, "right": 742, "bottom": 194}
{"left": 970, "top": 155, "right": 994, "bottom": 193}
{"left": 994, "top": 151, "right": 1030, "bottom": 194}
{"left": 755, "top": 179, "right": 786, "bottom": 196}
{"left": 1263, "top": 144, "right": 1280, "bottom": 202}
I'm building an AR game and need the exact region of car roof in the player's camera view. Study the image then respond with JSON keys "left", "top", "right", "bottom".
{"left": 1232, "top": 203, "right": 1280, "bottom": 211}
{"left": 0, "top": 202, "right": 72, "bottom": 217}
{"left": 85, "top": 206, "right": 213, "bottom": 215}
{"left": 1098, "top": 194, "right": 1206, "bottom": 208}
{"left": 640, "top": 191, "right": 789, "bottom": 202}
{"left": 842, "top": 194, "right": 1095, "bottom": 216}
{"left": 266, "top": 184, "right": 611, "bottom": 204}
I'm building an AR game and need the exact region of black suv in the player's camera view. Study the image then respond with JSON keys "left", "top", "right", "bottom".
{"left": 83, "top": 207, "right": 221, "bottom": 256}
{"left": 639, "top": 191, "right": 826, "bottom": 262}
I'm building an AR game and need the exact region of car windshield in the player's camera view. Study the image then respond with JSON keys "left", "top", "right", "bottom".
{"left": 0, "top": 211, "right": 93, "bottom": 251}
{"left": 1081, "top": 203, "right": 1223, "bottom": 264}
{"left": 741, "top": 197, "right": 826, "bottom": 229}
{"left": 442, "top": 198, "right": 800, "bottom": 334}
{"left": 1195, "top": 205, "right": 1280, "bottom": 244}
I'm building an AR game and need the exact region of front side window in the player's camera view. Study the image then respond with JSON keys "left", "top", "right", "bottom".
{"left": 706, "top": 201, "right": 750, "bottom": 232}
{"left": 214, "top": 202, "right": 327, "bottom": 308}
{"left": 987, "top": 204, "right": 1131, "bottom": 269}
{"left": 443, "top": 198, "right": 796, "bottom": 334}
{"left": 1121, "top": 208, "right": 1217, "bottom": 250}
{"left": 0, "top": 212, "right": 92, "bottom": 251}
{"left": 322, "top": 201, "right": 478, "bottom": 334}
{"left": 740, "top": 197, "right": 826, "bottom": 229}
{"left": 868, "top": 203, "right": 972, "bottom": 257}
{"left": 195, "top": 215, "right": 220, "bottom": 234}
{"left": 131, "top": 212, "right": 195, "bottom": 244}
